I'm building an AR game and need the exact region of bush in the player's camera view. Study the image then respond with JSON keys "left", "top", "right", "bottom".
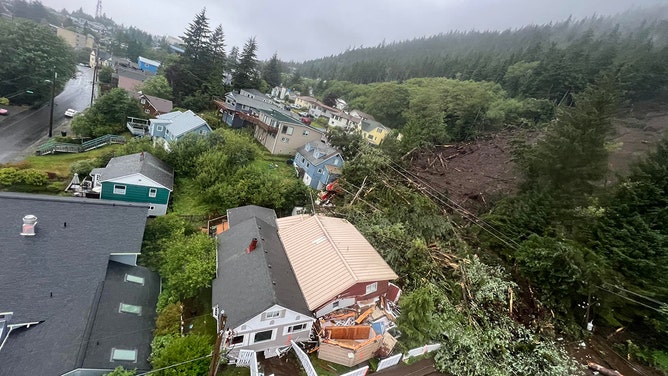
{"left": 70, "top": 159, "right": 100, "bottom": 177}
{"left": 155, "top": 303, "right": 182, "bottom": 336}
{"left": 20, "top": 169, "right": 48, "bottom": 186}
{"left": 0, "top": 167, "right": 20, "bottom": 185}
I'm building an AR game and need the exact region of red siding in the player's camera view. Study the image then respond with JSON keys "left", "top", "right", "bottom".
{"left": 315, "top": 280, "right": 391, "bottom": 312}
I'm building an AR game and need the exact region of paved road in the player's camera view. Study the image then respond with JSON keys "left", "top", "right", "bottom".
{"left": 0, "top": 65, "right": 94, "bottom": 163}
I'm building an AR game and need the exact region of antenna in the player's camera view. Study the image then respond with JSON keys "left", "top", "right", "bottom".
{"left": 95, "top": 0, "right": 102, "bottom": 19}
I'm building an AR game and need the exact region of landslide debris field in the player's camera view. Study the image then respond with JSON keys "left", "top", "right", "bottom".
{"left": 407, "top": 106, "right": 668, "bottom": 213}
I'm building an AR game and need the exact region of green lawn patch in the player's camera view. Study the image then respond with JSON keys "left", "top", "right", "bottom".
{"left": 170, "top": 177, "right": 211, "bottom": 216}
{"left": 309, "top": 355, "right": 353, "bottom": 376}
{"left": 23, "top": 144, "right": 122, "bottom": 178}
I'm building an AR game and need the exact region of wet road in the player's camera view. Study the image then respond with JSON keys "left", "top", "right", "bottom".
{"left": 0, "top": 65, "right": 94, "bottom": 163}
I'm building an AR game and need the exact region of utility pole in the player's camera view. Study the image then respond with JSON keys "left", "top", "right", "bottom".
{"left": 208, "top": 313, "right": 227, "bottom": 376}
{"left": 48, "top": 67, "right": 57, "bottom": 138}
{"left": 90, "top": 45, "right": 99, "bottom": 106}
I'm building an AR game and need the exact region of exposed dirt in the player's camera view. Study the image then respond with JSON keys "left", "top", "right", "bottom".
{"left": 407, "top": 106, "right": 668, "bottom": 213}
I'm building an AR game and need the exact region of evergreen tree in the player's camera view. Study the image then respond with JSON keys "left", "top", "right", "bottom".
{"left": 227, "top": 46, "right": 239, "bottom": 72}
{"left": 181, "top": 8, "right": 211, "bottom": 66}
{"left": 233, "top": 37, "right": 259, "bottom": 90}
{"left": 262, "top": 52, "right": 282, "bottom": 89}
{"left": 210, "top": 24, "right": 226, "bottom": 66}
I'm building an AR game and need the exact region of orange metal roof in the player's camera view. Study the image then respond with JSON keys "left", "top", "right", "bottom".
{"left": 276, "top": 215, "right": 398, "bottom": 310}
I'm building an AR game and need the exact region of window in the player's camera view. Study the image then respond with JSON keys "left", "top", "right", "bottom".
{"left": 365, "top": 282, "right": 378, "bottom": 295}
{"left": 287, "top": 323, "right": 307, "bottom": 333}
{"left": 144, "top": 109, "right": 150, "bottom": 114}
{"left": 140, "top": 98, "right": 146, "bottom": 104}
{"left": 281, "top": 137, "right": 290, "bottom": 143}
{"left": 231, "top": 335, "right": 244, "bottom": 345}
{"left": 148, "top": 188, "right": 157, "bottom": 198}
{"left": 302, "top": 130, "right": 310, "bottom": 136}
{"left": 119, "top": 303, "right": 142, "bottom": 315}
{"left": 113, "top": 185, "right": 126, "bottom": 195}
{"left": 199, "top": 130, "right": 206, "bottom": 135}
{"left": 368, "top": 134, "right": 374, "bottom": 140}
{"left": 111, "top": 348, "right": 137, "bottom": 362}
{"left": 157, "top": 125, "right": 163, "bottom": 131}
{"left": 332, "top": 301, "right": 340, "bottom": 308}
{"left": 317, "top": 168, "right": 323, "bottom": 174}
{"left": 301, "top": 157, "right": 305, "bottom": 163}
{"left": 333, "top": 159, "right": 339, "bottom": 166}
{"left": 282, "top": 126, "right": 294, "bottom": 135}
{"left": 253, "top": 330, "right": 273, "bottom": 343}
{"left": 124, "top": 274, "right": 144, "bottom": 285}
{"left": 265, "top": 311, "right": 280, "bottom": 319}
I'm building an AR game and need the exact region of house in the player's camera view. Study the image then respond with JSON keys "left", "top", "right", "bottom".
{"left": 239, "top": 88, "right": 273, "bottom": 104}
{"left": 308, "top": 101, "right": 338, "bottom": 120}
{"left": 149, "top": 110, "right": 212, "bottom": 148}
{"left": 253, "top": 108, "right": 325, "bottom": 155}
{"left": 133, "top": 92, "right": 173, "bottom": 117}
{"left": 90, "top": 152, "right": 174, "bottom": 216}
{"left": 137, "top": 56, "right": 161, "bottom": 75}
{"left": 276, "top": 215, "right": 398, "bottom": 317}
{"left": 356, "top": 118, "right": 391, "bottom": 146}
{"left": 0, "top": 192, "right": 160, "bottom": 375}
{"left": 215, "top": 91, "right": 277, "bottom": 129}
{"left": 115, "top": 68, "right": 153, "bottom": 92}
{"left": 276, "top": 214, "right": 400, "bottom": 366}
{"left": 294, "top": 96, "right": 318, "bottom": 110}
{"left": 349, "top": 110, "right": 375, "bottom": 122}
{"left": 50, "top": 24, "right": 94, "bottom": 49}
{"left": 327, "top": 110, "right": 357, "bottom": 129}
{"left": 335, "top": 98, "right": 347, "bottom": 110}
{"left": 294, "top": 142, "right": 343, "bottom": 190}
{"left": 89, "top": 49, "right": 112, "bottom": 68}
{"left": 212, "top": 206, "right": 313, "bottom": 359}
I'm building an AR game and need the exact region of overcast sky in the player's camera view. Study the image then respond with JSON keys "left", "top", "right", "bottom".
{"left": 39, "top": 0, "right": 665, "bottom": 61}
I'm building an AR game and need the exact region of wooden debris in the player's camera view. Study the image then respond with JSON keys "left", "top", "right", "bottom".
{"left": 355, "top": 307, "right": 375, "bottom": 324}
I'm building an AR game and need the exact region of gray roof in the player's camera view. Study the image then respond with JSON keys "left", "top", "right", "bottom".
{"left": 143, "top": 94, "right": 173, "bottom": 114}
{"left": 82, "top": 262, "right": 160, "bottom": 372}
{"left": 361, "top": 118, "right": 389, "bottom": 133}
{"left": 98, "top": 152, "right": 174, "bottom": 190}
{"left": 227, "top": 205, "right": 278, "bottom": 228}
{"left": 155, "top": 110, "right": 211, "bottom": 138}
{"left": 226, "top": 91, "right": 276, "bottom": 112}
{"left": 116, "top": 67, "right": 153, "bottom": 82}
{"left": 0, "top": 192, "right": 149, "bottom": 375}
{"left": 213, "top": 209, "right": 310, "bottom": 329}
{"left": 296, "top": 143, "right": 342, "bottom": 167}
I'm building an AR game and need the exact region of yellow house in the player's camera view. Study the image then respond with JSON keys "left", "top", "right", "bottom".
{"left": 294, "top": 96, "right": 318, "bottom": 109}
{"left": 357, "top": 119, "right": 391, "bottom": 146}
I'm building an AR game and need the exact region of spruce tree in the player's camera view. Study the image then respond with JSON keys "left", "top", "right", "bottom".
{"left": 262, "top": 52, "right": 282, "bottom": 89}
{"left": 233, "top": 37, "right": 259, "bottom": 90}
{"left": 181, "top": 8, "right": 211, "bottom": 66}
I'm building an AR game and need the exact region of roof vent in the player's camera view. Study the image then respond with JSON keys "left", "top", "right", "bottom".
{"left": 21, "top": 215, "right": 37, "bottom": 236}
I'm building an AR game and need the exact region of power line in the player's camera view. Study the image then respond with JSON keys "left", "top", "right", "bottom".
{"left": 595, "top": 285, "right": 665, "bottom": 313}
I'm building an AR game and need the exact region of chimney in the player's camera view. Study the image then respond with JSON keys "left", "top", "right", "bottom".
{"left": 21, "top": 215, "right": 37, "bottom": 236}
{"left": 246, "top": 238, "right": 258, "bottom": 253}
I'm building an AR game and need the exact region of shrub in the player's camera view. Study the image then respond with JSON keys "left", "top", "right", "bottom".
{"left": 0, "top": 168, "right": 20, "bottom": 185}
{"left": 19, "top": 169, "right": 48, "bottom": 186}
{"left": 70, "top": 159, "right": 100, "bottom": 177}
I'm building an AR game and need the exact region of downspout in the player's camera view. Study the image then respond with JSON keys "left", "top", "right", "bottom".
{"left": 272, "top": 123, "right": 280, "bottom": 153}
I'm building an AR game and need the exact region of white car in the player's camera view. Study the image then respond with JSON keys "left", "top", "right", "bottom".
{"left": 64, "top": 109, "right": 78, "bottom": 118}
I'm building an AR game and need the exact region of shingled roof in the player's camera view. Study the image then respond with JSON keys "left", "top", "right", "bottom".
{"left": 0, "top": 192, "right": 154, "bottom": 375}
{"left": 212, "top": 206, "right": 310, "bottom": 329}
{"left": 97, "top": 152, "right": 174, "bottom": 190}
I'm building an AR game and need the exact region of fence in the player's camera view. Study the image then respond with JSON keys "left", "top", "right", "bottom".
{"left": 376, "top": 353, "right": 403, "bottom": 371}
{"left": 291, "top": 340, "right": 318, "bottom": 376}
{"left": 403, "top": 343, "right": 441, "bottom": 361}
{"left": 236, "top": 349, "right": 260, "bottom": 376}
{"left": 340, "top": 366, "right": 369, "bottom": 376}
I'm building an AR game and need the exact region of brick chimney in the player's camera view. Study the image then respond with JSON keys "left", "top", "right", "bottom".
{"left": 246, "top": 238, "right": 258, "bottom": 253}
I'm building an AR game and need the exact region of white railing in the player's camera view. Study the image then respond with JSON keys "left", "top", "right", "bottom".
{"left": 376, "top": 353, "right": 403, "bottom": 371}
{"left": 291, "top": 340, "right": 318, "bottom": 376}
{"left": 403, "top": 343, "right": 441, "bottom": 361}
{"left": 236, "top": 349, "right": 260, "bottom": 376}
{"left": 340, "top": 366, "right": 369, "bottom": 376}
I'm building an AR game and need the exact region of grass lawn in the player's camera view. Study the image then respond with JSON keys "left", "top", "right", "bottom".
{"left": 170, "top": 177, "right": 211, "bottom": 216}
{"left": 310, "top": 355, "right": 355, "bottom": 376}
{"left": 22, "top": 144, "right": 123, "bottom": 178}
{"left": 217, "top": 365, "right": 250, "bottom": 376}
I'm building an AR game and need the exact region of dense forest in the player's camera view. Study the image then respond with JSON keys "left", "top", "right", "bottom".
{"left": 299, "top": 6, "right": 668, "bottom": 105}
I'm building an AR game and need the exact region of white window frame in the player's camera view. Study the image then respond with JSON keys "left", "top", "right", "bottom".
{"left": 156, "top": 125, "right": 163, "bottom": 131}
{"left": 148, "top": 188, "right": 157, "bottom": 198}
{"left": 124, "top": 274, "right": 145, "bottom": 285}
{"left": 285, "top": 323, "right": 308, "bottom": 334}
{"left": 303, "top": 130, "right": 309, "bottom": 136}
{"left": 119, "top": 303, "right": 142, "bottom": 315}
{"left": 144, "top": 109, "right": 150, "bottom": 114}
{"left": 265, "top": 310, "right": 280, "bottom": 319}
{"left": 281, "top": 137, "right": 290, "bottom": 143}
{"left": 365, "top": 282, "right": 378, "bottom": 295}
{"left": 113, "top": 184, "right": 126, "bottom": 195}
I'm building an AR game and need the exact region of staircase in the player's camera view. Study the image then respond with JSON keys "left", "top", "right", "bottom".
{"left": 35, "top": 135, "right": 126, "bottom": 156}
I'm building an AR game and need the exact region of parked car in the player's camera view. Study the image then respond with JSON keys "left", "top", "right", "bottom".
{"left": 0, "top": 108, "right": 8, "bottom": 116}
{"left": 64, "top": 109, "right": 78, "bottom": 117}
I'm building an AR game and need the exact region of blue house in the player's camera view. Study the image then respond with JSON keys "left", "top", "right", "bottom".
{"left": 294, "top": 142, "right": 343, "bottom": 190}
{"left": 148, "top": 110, "right": 212, "bottom": 149}
{"left": 137, "top": 56, "right": 161, "bottom": 75}
{"left": 215, "top": 91, "right": 278, "bottom": 129}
